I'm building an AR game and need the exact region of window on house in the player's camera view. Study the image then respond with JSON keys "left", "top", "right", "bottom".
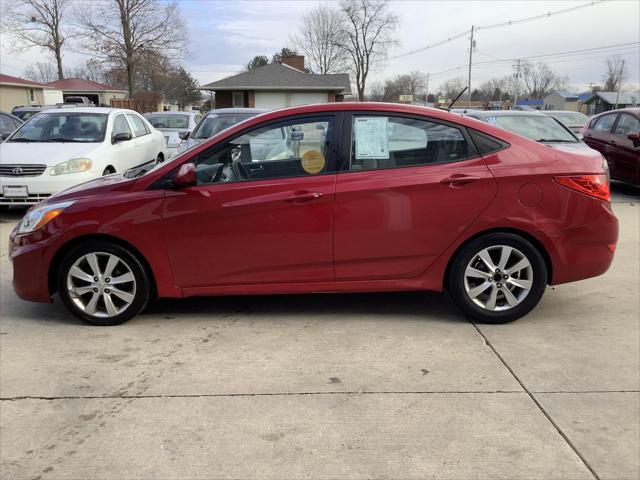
{"left": 29, "top": 89, "right": 35, "bottom": 102}
{"left": 232, "top": 92, "right": 245, "bottom": 108}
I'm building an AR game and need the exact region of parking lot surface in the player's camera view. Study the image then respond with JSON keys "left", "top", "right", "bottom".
{"left": 1, "top": 185, "right": 638, "bottom": 480}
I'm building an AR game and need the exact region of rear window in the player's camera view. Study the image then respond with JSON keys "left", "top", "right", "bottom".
{"left": 146, "top": 114, "right": 190, "bottom": 129}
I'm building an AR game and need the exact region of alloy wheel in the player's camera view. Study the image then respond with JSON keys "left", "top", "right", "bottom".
{"left": 463, "top": 245, "right": 533, "bottom": 311}
{"left": 66, "top": 252, "right": 137, "bottom": 318}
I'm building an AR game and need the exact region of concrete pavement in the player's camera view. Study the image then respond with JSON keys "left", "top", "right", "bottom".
{"left": 1, "top": 185, "right": 638, "bottom": 479}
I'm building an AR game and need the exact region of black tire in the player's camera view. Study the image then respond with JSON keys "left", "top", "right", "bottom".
{"left": 156, "top": 153, "right": 164, "bottom": 164}
{"left": 447, "top": 233, "right": 547, "bottom": 324}
{"left": 57, "top": 241, "right": 151, "bottom": 326}
{"left": 102, "top": 166, "right": 115, "bottom": 176}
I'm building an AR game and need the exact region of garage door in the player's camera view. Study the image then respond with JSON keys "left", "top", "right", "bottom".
{"left": 291, "top": 92, "right": 328, "bottom": 106}
{"left": 255, "top": 92, "right": 329, "bottom": 110}
{"left": 255, "top": 93, "right": 288, "bottom": 110}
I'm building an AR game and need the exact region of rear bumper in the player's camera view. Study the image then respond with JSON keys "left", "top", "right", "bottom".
{"left": 550, "top": 200, "right": 618, "bottom": 285}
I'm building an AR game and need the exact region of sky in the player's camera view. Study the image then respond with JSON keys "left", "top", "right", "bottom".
{"left": 1, "top": 0, "right": 639, "bottom": 95}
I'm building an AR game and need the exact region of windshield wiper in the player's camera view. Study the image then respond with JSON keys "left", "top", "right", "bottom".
{"left": 41, "top": 137, "right": 84, "bottom": 142}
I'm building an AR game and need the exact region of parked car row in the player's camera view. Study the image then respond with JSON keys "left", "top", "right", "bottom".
{"left": 0, "top": 107, "right": 167, "bottom": 205}
{"left": 457, "top": 107, "right": 639, "bottom": 185}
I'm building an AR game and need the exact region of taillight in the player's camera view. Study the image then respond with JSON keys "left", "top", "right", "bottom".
{"left": 554, "top": 174, "right": 611, "bottom": 201}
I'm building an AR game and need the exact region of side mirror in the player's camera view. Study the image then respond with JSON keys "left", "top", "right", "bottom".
{"left": 112, "top": 132, "right": 132, "bottom": 143}
{"left": 291, "top": 131, "right": 304, "bottom": 141}
{"left": 1, "top": 132, "right": 9, "bottom": 141}
{"left": 178, "top": 130, "right": 190, "bottom": 140}
{"left": 174, "top": 162, "right": 196, "bottom": 187}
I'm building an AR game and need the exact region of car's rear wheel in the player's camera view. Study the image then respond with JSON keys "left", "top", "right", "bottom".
{"left": 102, "top": 166, "right": 115, "bottom": 176}
{"left": 57, "top": 242, "right": 150, "bottom": 325}
{"left": 448, "top": 233, "right": 547, "bottom": 323}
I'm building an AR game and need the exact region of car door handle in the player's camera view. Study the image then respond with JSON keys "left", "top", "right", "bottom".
{"left": 440, "top": 174, "right": 480, "bottom": 187}
{"left": 283, "top": 191, "right": 323, "bottom": 203}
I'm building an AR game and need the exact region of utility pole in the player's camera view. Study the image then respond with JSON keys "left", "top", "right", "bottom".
{"left": 425, "top": 73, "right": 430, "bottom": 105}
{"left": 615, "top": 59, "right": 625, "bottom": 109}
{"left": 512, "top": 59, "right": 522, "bottom": 109}
{"left": 467, "top": 25, "right": 475, "bottom": 108}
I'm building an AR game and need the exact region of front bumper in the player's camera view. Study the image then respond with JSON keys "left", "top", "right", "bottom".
{"left": 8, "top": 225, "right": 61, "bottom": 303}
{"left": 0, "top": 170, "right": 99, "bottom": 205}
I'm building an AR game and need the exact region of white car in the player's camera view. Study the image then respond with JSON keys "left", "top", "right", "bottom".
{"left": 0, "top": 107, "right": 167, "bottom": 205}
{"left": 144, "top": 111, "right": 201, "bottom": 158}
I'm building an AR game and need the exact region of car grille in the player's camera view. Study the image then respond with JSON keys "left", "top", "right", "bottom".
{"left": 0, "top": 164, "right": 47, "bottom": 177}
{"left": 0, "top": 193, "right": 51, "bottom": 205}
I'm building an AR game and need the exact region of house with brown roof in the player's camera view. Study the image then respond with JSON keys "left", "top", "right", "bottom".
{"left": 45, "top": 77, "right": 128, "bottom": 106}
{"left": 0, "top": 73, "right": 52, "bottom": 111}
{"left": 200, "top": 55, "right": 351, "bottom": 110}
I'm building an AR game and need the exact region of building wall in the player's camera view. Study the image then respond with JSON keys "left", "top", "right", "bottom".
{"left": 0, "top": 85, "right": 44, "bottom": 111}
{"left": 99, "top": 92, "right": 127, "bottom": 107}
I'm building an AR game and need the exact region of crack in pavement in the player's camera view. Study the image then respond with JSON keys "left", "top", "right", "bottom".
{"left": 470, "top": 320, "right": 603, "bottom": 480}
{"left": 2, "top": 389, "right": 638, "bottom": 402}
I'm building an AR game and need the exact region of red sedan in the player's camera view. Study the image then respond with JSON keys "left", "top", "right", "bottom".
{"left": 9, "top": 103, "right": 618, "bottom": 325}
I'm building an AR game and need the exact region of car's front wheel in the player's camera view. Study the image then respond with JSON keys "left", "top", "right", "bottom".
{"left": 57, "top": 241, "right": 151, "bottom": 325}
{"left": 448, "top": 233, "right": 547, "bottom": 324}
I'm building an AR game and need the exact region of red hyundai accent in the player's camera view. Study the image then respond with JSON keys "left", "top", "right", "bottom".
{"left": 8, "top": 103, "right": 618, "bottom": 325}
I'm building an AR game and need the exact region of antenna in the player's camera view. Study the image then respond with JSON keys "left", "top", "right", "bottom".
{"left": 448, "top": 87, "right": 468, "bottom": 111}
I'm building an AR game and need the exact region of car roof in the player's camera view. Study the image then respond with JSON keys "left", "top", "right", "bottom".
{"left": 205, "top": 108, "right": 267, "bottom": 114}
{"left": 36, "top": 107, "right": 135, "bottom": 115}
{"left": 467, "top": 110, "right": 548, "bottom": 117}
{"left": 146, "top": 111, "right": 194, "bottom": 115}
{"left": 544, "top": 110, "right": 588, "bottom": 114}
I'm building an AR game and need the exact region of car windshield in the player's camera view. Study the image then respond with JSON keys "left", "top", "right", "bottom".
{"left": 146, "top": 114, "right": 190, "bottom": 129}
{"left": 191, "top": 113, "right": 254, "bottom": 140}
{"left": 548, "top": 111, "right": 590, "bottom": 126}
{"left": 9, "top": 112, "right": 108, "bottom": 143}
{"left": 490, "top": 115, "right": 577, "bottom": 142}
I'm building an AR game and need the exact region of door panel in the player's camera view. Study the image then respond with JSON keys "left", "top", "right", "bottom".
{"left": 162, "top": 175, "right": 336, "bottom": 287}
{"left": 334, "top": 158, "right": 497, "bottom": 280}
{"left": 610, "top": 113, "right": 640, "bottom": 183}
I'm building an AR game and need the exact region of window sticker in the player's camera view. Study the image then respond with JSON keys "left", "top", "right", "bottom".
{"left": 301, "top": 150, "right": 325, "bottom": 174}
{"left": 355, "top": 117, "right": 389, "bottom": 159}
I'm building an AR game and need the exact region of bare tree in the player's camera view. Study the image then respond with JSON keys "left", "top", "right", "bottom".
{"left": 23, "top": 61, "right": 57, "bottom": 83}
{"left": 292, "top": 3, "right": 348, "bottom": 74}
{"left": 437, "top": 77, "right": 466, "bottom": 100}
{"left": 338, "top": 0, "right": 399, "bottom": 100}
{"left": 1, "top": 0, "right": 73, "bottom": 79}
{"left": 367, "top": 71, "right": 426, "bottom": 102}
{"left": 76, "top": 0, "right": 187, "bottom": 95}
{"left": 478, "top": 76, "right": 513, "bottom": 101}
{"left": 521, "top": 61, "right": 568, "bottom": 100}
{"left": 603, "top": 55, "right": 627, "bottom": 91}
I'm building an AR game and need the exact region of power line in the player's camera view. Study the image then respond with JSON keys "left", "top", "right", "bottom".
{"left": 427, "top": 42, "right": 639, "bottom": 78}
{"left": 390, "top": 0, "right": 607, "bottom": 60}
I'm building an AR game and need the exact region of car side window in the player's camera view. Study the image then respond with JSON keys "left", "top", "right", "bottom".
{"left": 350, "top": 116, "right": 472, "bottom": 171}
{"left": 194, "top": 116, "right": 335, "bottom": 185}
{"left": 126, "top": 114, "right": 149, "bottom": 137}
{"left": 592, "top": 114, "right": 617, "bottom": 132}
{"left": 113, "top": 114, "right": 132, "bottom": 136}
{"left": 614, "top": 114, "right": 640, "bottom": 136}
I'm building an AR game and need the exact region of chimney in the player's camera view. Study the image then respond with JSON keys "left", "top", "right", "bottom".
{"left": 282, "top": 55, "right": 305, "bottom": 72}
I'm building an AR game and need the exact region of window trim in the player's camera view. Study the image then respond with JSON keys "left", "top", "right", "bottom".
{"left": 338, "top": 111, "right": 480, "bottom": 173}
{"left": 155, "top": 112, "right": 344, "bottom": 189}
{"left": 126, "top": 113, "right": 150, "bottom": 137}
{"left": 232, "top": 91, "right": 245, "bottom": 108}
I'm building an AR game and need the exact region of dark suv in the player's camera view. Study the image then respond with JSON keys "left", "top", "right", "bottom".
{"left": 582, "top": 108, "right": 640, "bottom": 185}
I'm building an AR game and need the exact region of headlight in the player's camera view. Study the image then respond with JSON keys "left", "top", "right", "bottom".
{"left": 50, "top": 158, "right": 92, "bottom": 176}
{"left": 16, "top": 201, "right": 75, "bottom": 234}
